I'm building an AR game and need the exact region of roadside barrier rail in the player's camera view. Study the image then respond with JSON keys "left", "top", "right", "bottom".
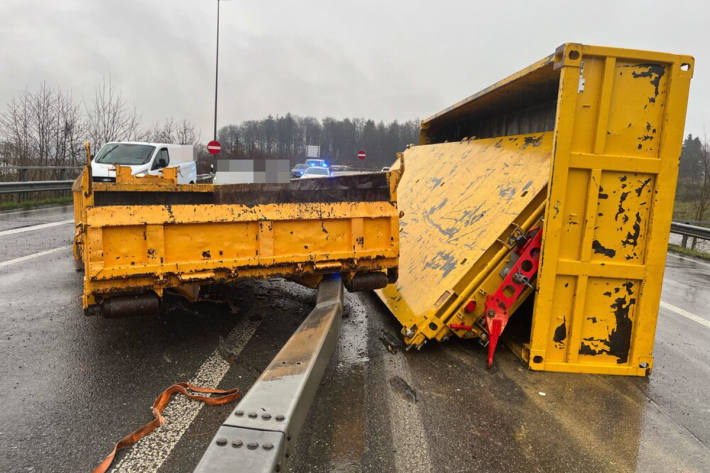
{"left": 670, "top": 221, "right": 710, "bottom": 248}
{"left": 0, "top": 180, "right": 74, "bottom": 194}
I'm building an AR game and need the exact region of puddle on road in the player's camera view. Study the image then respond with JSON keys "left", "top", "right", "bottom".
{"left": 290, "top": 292, "right": 371, "bottom": 473}
{"left": 335, "top": 293, "right": 370, "bottom": 371}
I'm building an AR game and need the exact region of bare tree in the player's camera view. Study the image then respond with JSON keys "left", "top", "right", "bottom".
{"left": 175, "top": 119, "right": 199, "bottom": 145}
{"left": 85, "top": 76, "right": 140, "bottom": 150}
{"left": 146, "top": 118, "right": 199, "bottom": 145}
{"left": 692, "top": 134, "right": 710, "bottom": 221}
{"left": 30, "top": 82, "right": 53, "bottom": 167}
{"left": 58, "top": 92, "right": 87, "bottom": 167}
{"left": 0, "top": 92, "right": 33, "bottom": 166}
{"left": 1, "top": 85, "right": 85, "bottom": 180}
{"left": 146, "top": 118, "right": 175, "bottom": 143}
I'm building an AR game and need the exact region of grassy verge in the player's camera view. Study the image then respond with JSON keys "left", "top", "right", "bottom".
{"left": 672, "top": 201, "right": 698, "bottom": 221}
{"left": 0, "top": 195, "right": 73, "bottom": 212}
{"left": 668, "top": 243, "right": 710, "bottom": 261}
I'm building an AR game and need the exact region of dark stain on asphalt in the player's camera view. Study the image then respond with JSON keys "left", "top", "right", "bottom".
{"left": 389, "top": 376, "right": 417, "bottom": 403}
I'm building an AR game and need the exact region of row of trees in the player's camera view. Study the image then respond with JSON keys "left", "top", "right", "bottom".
{"left": 0, "top": 80, "right": 199, "bottom": 174}
{"left": 0, "top": 82, "right": 418, "bottom": 177}
{"left": 2, "top": 80, "right": 705, "bottom": 216}
{"left": 676, "top": 134, "right": 710, "bottom": 221}
{"left": 217, "top": 115, "right": 419, "bottom": 169}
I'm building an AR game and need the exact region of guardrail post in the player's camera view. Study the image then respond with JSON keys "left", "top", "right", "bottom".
{"left": 20, "top": 168, "right": 27, "bottom": 203}
{"left": 670, "top": 222, "right": 710, "bottom": 251}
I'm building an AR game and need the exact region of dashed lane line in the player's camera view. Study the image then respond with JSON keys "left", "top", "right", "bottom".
{"left": 660, "top": 301, "right": 710, "bottom": 330}
{"left": 111, "top": 318, "right": 261, "bottom": 473}
{"left": 0, "top": 219, "right": 73, "bottom": 237}
{"left": 0, "top": 245, "right": 71, "bottom": 269}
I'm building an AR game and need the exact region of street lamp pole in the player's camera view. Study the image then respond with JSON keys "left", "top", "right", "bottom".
{"left": 213, "top": 0, "right": 221, "bottom": 142}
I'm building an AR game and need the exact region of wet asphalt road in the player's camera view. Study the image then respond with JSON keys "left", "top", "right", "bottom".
{"left": 1, "top": 205, "right": 709, "bottom": 473}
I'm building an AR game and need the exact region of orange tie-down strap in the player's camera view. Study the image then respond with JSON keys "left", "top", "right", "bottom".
{"left": 91, "top": 382, "right": 240, "bottom": 473}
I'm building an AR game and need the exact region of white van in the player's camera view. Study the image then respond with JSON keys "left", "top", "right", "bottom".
{"left": 91, "top": 142, "right": 197, "bottom": 184}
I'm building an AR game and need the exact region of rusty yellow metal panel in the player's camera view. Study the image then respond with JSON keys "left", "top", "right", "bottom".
{"left": 74, "top": 168, "right": 401, "bottom": 311}
{"left": 379, "top": 43, "right": 693, "bottom": 376}
{"left": 377, "top": 133, "right": 552, "bottom": 347}
{"left": 529, "top": 44, "right": 694, "bottom": 375}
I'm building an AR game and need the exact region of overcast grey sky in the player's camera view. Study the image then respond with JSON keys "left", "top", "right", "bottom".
{"left": 0, "top": 0, "right": 707, "bottom": 141}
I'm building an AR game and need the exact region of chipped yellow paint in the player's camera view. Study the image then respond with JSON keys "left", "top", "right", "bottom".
{"left": 377, "top": 133, "right": 552, "bottom": 347}
{"left": 379, "top": 43, "right": 693, "bottom": 376}
{"left": 530, "top": 44, "right": 694, "bottom": 376}
{"left": 73, "top": 166, "right": 401, "bottom": 310}
{"left": 89, "top": 164, "right": 215, "bottom": 192}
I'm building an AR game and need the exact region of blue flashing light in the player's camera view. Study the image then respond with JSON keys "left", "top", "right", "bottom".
{"left": 305, "top": 159, "right": 330, "bottom": 169}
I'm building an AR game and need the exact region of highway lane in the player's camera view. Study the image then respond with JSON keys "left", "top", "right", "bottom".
{"left": 0, "top": 206, "right": 708, "bottom": 473}
{"left": 0, "top": 205, "right": 74, "bottom": 232}
{"left": 0, "top": 205, "right": 74, "bottom": 262}
{"left": 0, "top": 238, "right": 315, "bottom": 472}
{"left": 292, "top": 260, "right": 710, "bottom": 473}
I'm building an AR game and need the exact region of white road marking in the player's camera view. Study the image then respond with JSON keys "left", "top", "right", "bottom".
{"left": 111, "top": 319, "right": 261, "bottom": 473}
{"left": 0, "top": 245, "right": 71, "bottom": 269}
{"left": 383, "top": 349, "right": 433, "bottom": 472}
{"left": 0, "top": 219, "right": 73, "bottom": 237}
{"left": 660, "top": 301, "right": 710, "bottom": 329}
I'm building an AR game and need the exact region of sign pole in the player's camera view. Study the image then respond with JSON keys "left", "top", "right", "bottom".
{"left": 212, "top": 0, "right": 222, "bottom": 172}
{"left": 214, "top": 0, "right": 220, "bottom": 143}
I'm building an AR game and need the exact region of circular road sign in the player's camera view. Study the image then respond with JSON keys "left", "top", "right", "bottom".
{"left": 207, "top": 140, "right": 222, "bottom": 155}
{"left": 357, "top": 149, "right": 366, "bottom": 160}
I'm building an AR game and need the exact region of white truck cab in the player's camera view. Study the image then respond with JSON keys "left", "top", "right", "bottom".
{"left": 91, "top": 142, "right": 197, "bottom": 184}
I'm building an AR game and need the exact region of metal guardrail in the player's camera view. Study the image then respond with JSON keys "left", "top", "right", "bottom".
{"left": 0, "top": 165, "right": 83, "bottom": 170}
{"left": 194, "top": 274, "right": 344, "bottom": 473}
{"left": 0, "top": 180, "right": 74, "bottom": 194}
{"left": 673, "top": 219, "right": 710, "bottom": 227}
{"left": 196, "top": 173, "right": 214, "bottom": 183}
{"left": 670, "top": 221, "right": 710, "bottom": 249}
{"left": 1, "top": 174, "right": 211, "bottom": 194}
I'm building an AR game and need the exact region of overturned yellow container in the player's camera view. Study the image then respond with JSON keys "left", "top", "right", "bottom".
{"left": 378, "top": 43, "right": 694, "bottom": 376}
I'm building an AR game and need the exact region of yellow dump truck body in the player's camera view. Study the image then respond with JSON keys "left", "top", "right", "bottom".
{"left": 74, "top": 165, "right": 401, "bottom": 313}
{"left": 379, "top": 43, "right": 694, "bottom": 376}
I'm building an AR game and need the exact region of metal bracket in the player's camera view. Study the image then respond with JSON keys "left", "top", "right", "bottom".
{"left": 193, "top": 274, "right": 344, "bottom": 473}
{"left": 484, "top": 227, "right": 542, "bottom": 368}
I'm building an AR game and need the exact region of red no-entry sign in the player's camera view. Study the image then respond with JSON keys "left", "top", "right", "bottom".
{"left": 357, "top": 149, "right": 366, "bottom": 160}
{"left": 207, "top": 140, "right": 222, "bottom": 155}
